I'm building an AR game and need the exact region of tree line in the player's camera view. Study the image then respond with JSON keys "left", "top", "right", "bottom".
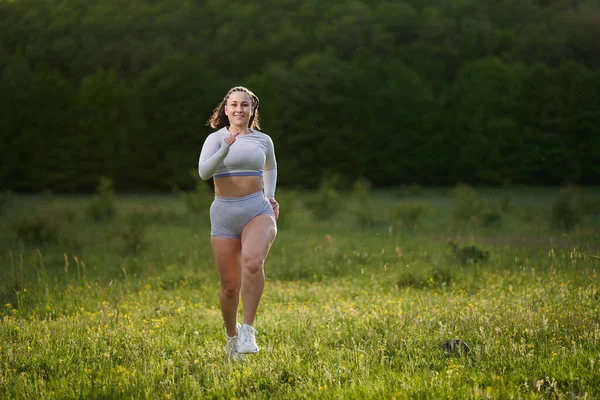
{"left": 1, "top": 0, "right": 599, "bottom": 192}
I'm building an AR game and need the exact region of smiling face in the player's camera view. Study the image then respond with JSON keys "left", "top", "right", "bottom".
{"left": 224, "top": 91, "right": 253, "bottom": 130}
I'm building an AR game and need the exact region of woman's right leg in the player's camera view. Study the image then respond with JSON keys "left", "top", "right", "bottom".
{"left": 211, "top": 237, "right": 242, "bottom": 337}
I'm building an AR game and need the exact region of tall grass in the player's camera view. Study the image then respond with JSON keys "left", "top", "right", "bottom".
{"left": 1, "top": 187, "right": 599, "bottom": 399}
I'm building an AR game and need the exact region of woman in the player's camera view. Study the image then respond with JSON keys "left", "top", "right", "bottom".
{"left": 198, "top": 86, "right": 278, "bottom": 360}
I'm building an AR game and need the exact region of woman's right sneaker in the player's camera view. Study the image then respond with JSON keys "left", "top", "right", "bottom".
{"left": 225, "top": 323, "right": 243, "bottom": 361}
{"left": 236, "top": 324, "right": 259, "bottom": 354}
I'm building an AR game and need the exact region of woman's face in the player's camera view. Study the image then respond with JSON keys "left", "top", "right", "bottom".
{"left": 224, "top": 91, "right": 252, "bottom": 129}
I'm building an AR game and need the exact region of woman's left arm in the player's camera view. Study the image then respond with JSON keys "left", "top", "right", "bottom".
{"left": 263, "top": 136, "right": 278, "bottom": 220}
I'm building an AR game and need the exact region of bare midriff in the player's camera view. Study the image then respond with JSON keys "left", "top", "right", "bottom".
{"left": 214, "top": 176, "right": 263, "bottom": 198}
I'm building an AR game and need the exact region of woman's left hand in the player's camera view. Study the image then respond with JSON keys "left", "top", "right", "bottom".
{"left": 268, "top": 197, "right": 279, "bottom": 221}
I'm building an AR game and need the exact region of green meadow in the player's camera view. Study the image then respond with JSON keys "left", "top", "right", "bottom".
{"left": 1, "top": 185, "right": 599, "bottom": 399}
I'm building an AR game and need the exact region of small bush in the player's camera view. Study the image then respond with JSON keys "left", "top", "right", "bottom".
{"left": 452, "top": 184, "right": 488, "bottom": 222}
{"left": 448, "top": 241, "right": 490, "bottom": 265}
{"left": 273, "top": 189, "right": 297, "bottom": 229}
{"left": 178, "top": 173, "right": 214, "bottom": 214}
{"left": 13, "top": 215, "right": 60, "bottom": 244}
{"left": 87, "top": 177, "right": 116, "bottom": 221}
{"left": 392, "top": 202, "right": 429, "bottom": 228}
{"left": 551, "top": 186, "right": 582, "bottom": 231}
{"left": 349, "top": 178, "right": 378, "bottom": 228}
{"left": 305, "top": 176, "right": 342, "bottom": 220}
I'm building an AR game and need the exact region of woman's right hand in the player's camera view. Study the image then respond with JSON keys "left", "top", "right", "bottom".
{"left": 224, "top": 131, "right": 240, "bottom": 146}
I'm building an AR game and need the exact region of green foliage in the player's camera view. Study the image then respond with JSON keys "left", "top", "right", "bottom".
{"left": 71, "top": 69, "right": 136, "bottom": 190}
{"left": 0, "top": 190, "right": 14, "bottom": 214}
{"left": 397, "top": 267, "right": 452, "bottom": 289}
{"left": 304, "top": 176, "right": 342, "bottom": 220}
{"left": 448, "top": 241, "right": 490, "bottom": 265}
{"left": 581, "top": 198, "right": 600, "bottom": 216}
{"left": 118, "top": 218, "right": 146, "bottom": 255}
{"left": 551, "top": 186, "right": 582, "bottom": 231}
{"left": 349, "top": 178, "right": 378, "bottom": 228}
{"left": 391, "top": 202, "right": 429, "bottom": 228}
{"left": 87, "top": 177, "right": 117, "bottom": 221}
{"left": 134, "top": 56, "right": 224, "bottom": 189}
{"left": 177, "top": 174, "right": 213, "bottom": 215}
{"left": 451, "top": 184, "right": 488, "bottom": 223}
{"left": 395, "top": 184, "right": 424, "bottom": 197}
{"left": 498, "top": 192, "right": 512, "bottom": 213}
{"left": 1, "top": 189, "right": 600, "bottom": 398}
{"left": 0, "top": 0, "right": 599, "bottom": 191}
{"left": 451, "top": 184, "right": 502, "bottom": 228}
{"left": 273, "top": 189, "right": 297, "bottom": 229}
{"left": 480, "top": 207, "right": 502, "bottom": 228}
{"left": 13, "top": 215, "right": 60, "bottom": 244}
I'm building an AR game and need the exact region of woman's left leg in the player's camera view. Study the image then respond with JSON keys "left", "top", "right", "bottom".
{"left": 239, "top": 214, "right": 277, "bottom": 326}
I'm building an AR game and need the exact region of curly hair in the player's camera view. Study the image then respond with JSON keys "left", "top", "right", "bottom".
{"left": 207, "top": 86, "right": 261, "bottom": 130}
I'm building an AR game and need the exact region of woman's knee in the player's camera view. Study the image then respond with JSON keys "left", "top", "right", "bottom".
{"left": 220, "top": 282, "right": 241, "bottom": 298}
{"left": 242, "top": 254, "right": 264, "bottom": 276}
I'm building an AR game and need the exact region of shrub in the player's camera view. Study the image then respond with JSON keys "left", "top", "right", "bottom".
{"left": 451, "top": 184, "right": 501, "bottom": 227}
{"left": 349, "top": 177, "right": 378, "bottom": 228}
{"left": 392, "top": 202, "right": 429, "bottom": 228}
{"left": 177, "top": 177, "right": 213, "bottom": 215}
{"left": 305, "top": 176, "right": 342, "bottom": 220}
{"left": 551, "top": 186, "right": 582, "bottom": 231}
{"left": 87, "top": 177, "right": 116, "bottom": 221}
{"left": 452, "top": 184, "right": 488, "bottom": 222}
{"left": 13, "top": 215, "right": 60, "bottom": 244}
{"left": 273, "top": 189, "right": 297, "bottom": 229}
{"left": 448, "top": 240, "right": 490, "bottom": 265}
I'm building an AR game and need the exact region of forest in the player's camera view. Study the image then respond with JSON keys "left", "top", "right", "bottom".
{"left": 1, "top": 0, "right": 599, "bottom": 191}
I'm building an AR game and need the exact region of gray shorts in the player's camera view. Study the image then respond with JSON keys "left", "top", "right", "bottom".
{"left": 210, "top": 190, "right": 274, "bottom": 239}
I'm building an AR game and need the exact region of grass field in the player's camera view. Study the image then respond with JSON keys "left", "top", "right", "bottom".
{"left": 1, "top": 186, "right": 599, "bottom": 399}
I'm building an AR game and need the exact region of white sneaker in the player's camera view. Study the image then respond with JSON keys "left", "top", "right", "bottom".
{"left": 225, "top": 323, "right": 243, "bottom": 361}
{"left": 236, "top": 324, "right": 259, "bottom": 354}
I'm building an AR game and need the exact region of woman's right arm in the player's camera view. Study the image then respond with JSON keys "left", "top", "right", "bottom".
{"left": 198, "top": 133, "right": 230, "bottom": 180}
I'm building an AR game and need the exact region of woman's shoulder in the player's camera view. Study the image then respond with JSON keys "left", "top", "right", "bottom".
{"left": 251, "top": 129, "right": 273, "bottom": 142}
{"left": 206, "top": 127, "right": 228, "bottom": 139}
{"left": 212, "top": 127, "right": 228, "bottom": 135}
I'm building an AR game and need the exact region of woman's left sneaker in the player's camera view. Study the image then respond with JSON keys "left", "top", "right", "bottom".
{"left": 225, "top": 323, "right": 243, "bottom": 360}
{"left": 236, "top": 324, "right": 259, "bottom": 354}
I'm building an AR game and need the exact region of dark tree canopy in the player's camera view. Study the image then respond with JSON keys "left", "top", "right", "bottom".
{"left": 1, "top": 0, "right": 599, "bottom": 191}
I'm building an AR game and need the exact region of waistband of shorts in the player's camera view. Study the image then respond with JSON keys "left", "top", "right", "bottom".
{"left": 214, "top": 190, "right": 265, "bottom": 203}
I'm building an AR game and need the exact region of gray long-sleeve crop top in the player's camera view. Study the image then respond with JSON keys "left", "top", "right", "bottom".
{"left": 198, "top": 127, "right": 277, "bottom": 198}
